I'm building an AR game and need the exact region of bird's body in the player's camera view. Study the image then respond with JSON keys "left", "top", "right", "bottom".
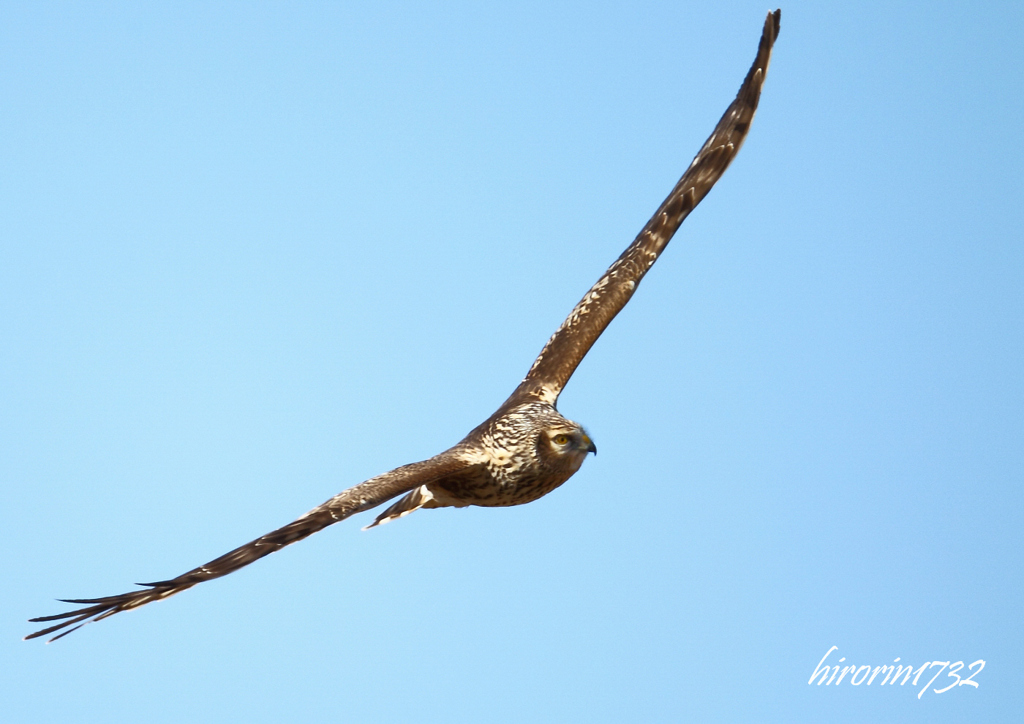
{"left": 28, "top": 10, "right": 781, "bottom": 642}
{"left": 369, "top": 401, "right": 593, "bottom": 526}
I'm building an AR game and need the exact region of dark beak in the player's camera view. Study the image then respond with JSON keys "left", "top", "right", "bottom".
{"left": 582, "top": 433, "right": 597, "bottom": 455}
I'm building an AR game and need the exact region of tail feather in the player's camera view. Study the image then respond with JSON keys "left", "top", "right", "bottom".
{"left": 363, "top": 485, "right": 438, "bottom": 529}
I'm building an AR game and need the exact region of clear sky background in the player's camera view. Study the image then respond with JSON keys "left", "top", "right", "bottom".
{"left": 3, "top": 2, "right": 1021, "bottom": 722}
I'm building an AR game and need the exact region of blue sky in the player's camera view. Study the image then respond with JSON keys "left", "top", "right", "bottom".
{"left": 3, "top": 2, "right": 1021, "bottom": 722}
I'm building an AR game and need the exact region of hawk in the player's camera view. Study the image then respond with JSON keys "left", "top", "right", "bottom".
{"left": 27, "top": 10, "right": 780, "bottom": 642}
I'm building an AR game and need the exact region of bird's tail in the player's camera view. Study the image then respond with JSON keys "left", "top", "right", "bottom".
{"left": 363, "top": 485, "right": 439, "bottom": 529}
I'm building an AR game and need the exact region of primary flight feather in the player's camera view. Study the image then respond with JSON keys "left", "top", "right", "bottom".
{"left": 27, "top": 10, "right": 780, "bottom": 642}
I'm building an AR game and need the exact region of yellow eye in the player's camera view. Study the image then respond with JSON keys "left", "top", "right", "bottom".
{"left": 552, "top": 434, "right": 570, "bottom": 445}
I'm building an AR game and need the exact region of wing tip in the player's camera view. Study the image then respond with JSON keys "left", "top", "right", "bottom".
{"left": 767, "top": 8, "right": 781, "bottom": 39}
{"left": 758, "top": 8, "right": 782, "bottom": 69}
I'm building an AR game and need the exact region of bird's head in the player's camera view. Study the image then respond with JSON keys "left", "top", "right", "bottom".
{"left": 542, "top": 424, "right": 597, "bottom": 472}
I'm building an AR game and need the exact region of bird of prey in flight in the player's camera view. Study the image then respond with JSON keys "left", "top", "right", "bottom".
{"left": 27, "top": 10, "right": 780, "bottom": 642}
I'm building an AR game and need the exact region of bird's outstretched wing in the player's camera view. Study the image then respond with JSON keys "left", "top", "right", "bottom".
{"left": 26, "top": 453, "right": 478, "bottom": 642}
{"left": 509, "top": 9, "right": 780, "bottom": 407}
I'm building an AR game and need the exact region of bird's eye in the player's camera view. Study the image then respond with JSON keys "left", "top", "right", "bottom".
{"left": 552, "top": 434, "right": 570, "bottom": 445}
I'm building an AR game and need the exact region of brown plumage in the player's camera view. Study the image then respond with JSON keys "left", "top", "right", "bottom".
{"left": 26, "top": 10, "right": 780, "bottom": 642}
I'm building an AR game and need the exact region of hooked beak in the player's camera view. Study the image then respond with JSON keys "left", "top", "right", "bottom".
{"left": 581, "top": 432, "right": 597, "bottom": 455}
